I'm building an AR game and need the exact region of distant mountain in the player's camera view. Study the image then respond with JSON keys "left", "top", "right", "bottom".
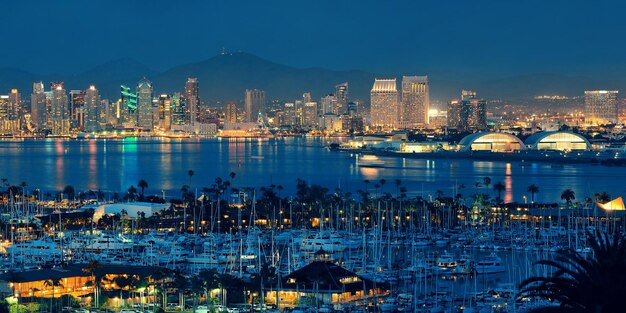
{"left": 0, "top": 52, "right": 624, "bottom": 103}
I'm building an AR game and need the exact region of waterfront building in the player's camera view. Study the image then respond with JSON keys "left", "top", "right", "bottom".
{"left": 224, "top": 102, "right": 237, "bottom": 123}
{"left": 136, "top": 78, "right": 153, "bottom": 130}
{"left": 69, "top": 89, "right": 86, "bottom": 129}
{"left": 370, "top": 78, "right": 398, "bottom": 130}
{"left": 342, "top": 115, "right": 365, "bottom": 133}
{"left": 447, "top": 90, "right": 487, "bottom": 131}
{"left": 319, "top": 113, "right": 342, "bottom": 132}
{"left": 335, "top": 82, "right": 349, "bottom": 114}
{"left": 30, "top": 82, "right": 47, "bottom": 130}
{"left": 585, "top": 90, "right": 618, "bottom": 124}
{"left": 156, "top": 94, "right": 172, "bottom": 131}
{"left": 185, "top": 78, "right": 199, "bottom": 124}
{"left": 458, "top": 132, "right": 525, "bottom": 152}
{"left": 84, "top": 85, "right": 100, "bottom": 132}
{"left": 245, "top": 89, "right": 265, "bottom": 123}
{"left": 524, "top": 131, "right": 591, "bottom": 151}
{"left": 171, "top": 92, "right": 186, "bottom": 126}
{"left": 282, "top": 102, "right": 299, "bottom": 127}
{"left": 7, "top": 89, "right": 20, "bottom": 134}
{"left": 320, "top": 94, "right": 338, "bottom": 115}
{"left": 50, "top": 82, "right": 69, "bottom": 135}
{"left": 265, "top": 261, "right": 386, "bottom": 309}
{"left": 302, "top": 101, "right": 318, "bottom": 128}
{"left": 400, "top": 75, "right": 429, "bottom": 128}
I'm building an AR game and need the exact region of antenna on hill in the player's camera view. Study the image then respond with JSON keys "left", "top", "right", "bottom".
{"left": 221, "top": 47, "right": 227, "bottom": 55}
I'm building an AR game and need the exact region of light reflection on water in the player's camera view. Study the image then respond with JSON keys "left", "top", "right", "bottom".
{"left": 0, "top": 137, "right": 623, "bottom": 202}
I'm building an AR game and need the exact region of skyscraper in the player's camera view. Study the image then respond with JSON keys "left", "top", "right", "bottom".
{"left": 50, "top": 82, "right": 69, "bottom": 135}
{"left": 245, "top": 89, "right": 266, "bottom": 122}
{"left": 8, "top": 89, "right": 20, "bottom": 134}
{"left": 70, "top": 90, "right": 86, "bottom": 129}
{"left": 224, "top": 102, "right": 237, "bottom": 123}
{"left": 320, "top": 94, "right": 338, "bottom": 115}
{"left": 157, "top": 94, "right": 172, "bottom": 131}
{"left": 84, "top": 85, "right": 100, "bottom": 132}
{"left": 302, "top": 102, "right": 318, "bottom": 128}
{"left": 185, "top": 78, "right": 199, "bottom": 125}
{"left": 171, "top": 93, "right": 186, "bottom": 126}
{"left": 585, "top": 90, "right": 619, "bottom": 124}
{"left": 335, "top": 82, "right": 349, "bottom": 114}
{"left": 302, "top": 92, "right": 312, "bottom": 104}
{"left": 400, "top": 76, "right": 429, "bottom": 128}
{"left": 447, "top": 90, "right": 487, "bottom": 131}
{"left": 31, "top": 82, "right": 47, "bottom": 130}
{"left": 136, "top": 78, "right": 153, "bottom": 130}
{"left": 370, "top": 78, "right": 398, "bottom": 129}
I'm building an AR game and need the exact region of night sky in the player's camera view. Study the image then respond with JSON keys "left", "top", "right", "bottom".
{"left": 2, "top": 0, "right": 625, "bottom": 80}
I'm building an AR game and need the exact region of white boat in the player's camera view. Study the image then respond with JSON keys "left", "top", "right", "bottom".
{"left": 475, "top": 253, "right": 505, "bottom": 274}
{"left": 300, "top": 231, "right": 345, "bottom": 253}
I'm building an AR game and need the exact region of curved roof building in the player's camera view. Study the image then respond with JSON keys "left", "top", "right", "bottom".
{"left": 459, "top": 132, "right": 525, "bottom": 152}
{"left": 524, "top": 131, "right": 591, "bottom": 151}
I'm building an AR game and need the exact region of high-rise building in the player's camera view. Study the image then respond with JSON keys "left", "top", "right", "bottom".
{"left": 320, "top": 94, "right": 338, "bottom": 115}
{"left": 335, "top": 82, "right": 349, "bottom": 114}
{"left": 370, "top": 78, "right": 398, "bottom": 129}
{"left": 69, "top": 90, "right": 86, "bottom": 129}
{"left": 7, "top": 89, "right": 21, "bottom": 134}
{"left": 84, "top": 85, "right": 100, "bottom": 132}
{"left": 585, "top": 90, "right": 619, "bottom": 124}
{"left": 185, "top": 78, "right": 199, "bottom": 124}
{"left": 31, "top": 82, "right": 47, "bottom": 130}
{"left": 157, "top": 94, "right": 172, "bottom": 131}
{"left": 0, "top": 95, "right": 9, "bottom": 134}
{"left": 136, "top": 78, "right": 153, "bottom": 130}
{"left": 50, "top": 82, "right": 69, "bottom": 135}
{"left": 245, "top": 89, "right": 266, "bottom": 122}
{"left": 302, "top": 92, "right": 312, "bottom": 104}
{"left": 302, "top": 102, "right": 318, "bottom": 128}
{"left": 400, "top": 76, "right": 429, "bottom": 128}
{"left": 447, "top": 90, "right": 487, "bottom": 131}
{"left": 224, "top": 102, "right": 237, "bottom": 123}
{"left": 171, "top": 93, "right": 186, "bottom": 126}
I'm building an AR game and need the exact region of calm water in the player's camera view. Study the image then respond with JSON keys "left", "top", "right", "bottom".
{"left": 0, "top": 137, "right": 623, "bottom": 203}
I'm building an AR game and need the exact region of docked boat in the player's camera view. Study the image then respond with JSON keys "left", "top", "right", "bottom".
{"left": 475, "top": 253, "right": 505, "bottom": 274}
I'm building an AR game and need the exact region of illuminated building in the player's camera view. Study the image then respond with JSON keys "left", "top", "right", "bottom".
{"left": 370, "top": 78, "right": 398, "bottom": 129}
{"left": 335, "top": 82, "right": 348, "bottom": 114}
{"left": 302, "top": 102, "right": 318, "bottom": 128}
{"left": 320, "top": 94, "right": 338, "bottom": 115}
{"left": 400, "top": 76, "right": 429, "bottom": 128}
{"left": 245, "top": 89, "right": 265, "bottom": 122}
{"left": 224, "top": 102, "right": 237, "bottom": 123}
{"left": 459, "top": 132, "right": 525, "bottom": 152}
{"left": 524, "top": 131, "right": 591, "bottom": 151}
{"left": 157, "top": 94, "right": 172, "bottom": 131}
{"left": 171, "top": 92, "right": 186, "bottom": 126}
{"left": 447, "top": 90, "right": 487, "bottom": 131}
{"left": 84, "top": 85, "right": 100, "bottom": 132}
{"left": 585, "top": 90, "right": 618, "bottom": 124}
{"left": 70, "top": 89, "right": 86, "bottom": 129}
{"left": 50, "top": 82, "right": 69, "bottom": 135}
{"left": 185, "top": 78, "right": 199, "bottom": 124}
{"left": 136, "top": 78, "right": 153, "bottom": 130}
{"left": 30, "top": 82, "right": 47, "bottom": 130}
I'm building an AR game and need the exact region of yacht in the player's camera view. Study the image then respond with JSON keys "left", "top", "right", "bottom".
{"left": 475, "top": 253, "right": 505, "bottom": 274}
{"left": 300, "top": 231, "right": 345, "bottom": 253}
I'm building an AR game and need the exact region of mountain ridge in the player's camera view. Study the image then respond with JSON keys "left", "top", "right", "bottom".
{"left": 0, "top": 52, "right": 623, "bottom": 103}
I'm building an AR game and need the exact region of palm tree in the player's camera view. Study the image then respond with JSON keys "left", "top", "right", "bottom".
{"left": 518, "top": 232, "right": 626, "bottom": 313}
{"left": 127, "top": 185, "right": 138, "bottom": 201}
{"left": 493, "top": 181, "right": 505, "bottom": 203}
{"left": 594, "top": 191, "right": 611, "bottom": 203}
{"left": 138, "top": 179, "right": 148, "bottom": 199}
{"left": 82, "top": 260, "right": 104, "bottom": 307}
{"left": 527, "top": 184, "right": 539, "bottom": 204}
{"left": 44, "top": 278, "right": 64, "bottom": 313}
{"left": 188, "top": 169, "right": 195, "bottom": 186}
{"left": 483, "top": 177, "right": 491, "bottom": 188}
{"left": 561, "top": 189, "right": 575, "bottom": 206}
{"left": 63, "top": 185, "right": 76, "bottom": 201}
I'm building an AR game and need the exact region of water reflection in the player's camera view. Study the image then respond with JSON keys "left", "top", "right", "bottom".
{"left": 0, "top": 138, "right": 626, "bottom": 203}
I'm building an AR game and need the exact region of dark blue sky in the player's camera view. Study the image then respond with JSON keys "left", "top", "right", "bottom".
{"left": 2, "top": 0, "right": 625, "bottom": 80}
